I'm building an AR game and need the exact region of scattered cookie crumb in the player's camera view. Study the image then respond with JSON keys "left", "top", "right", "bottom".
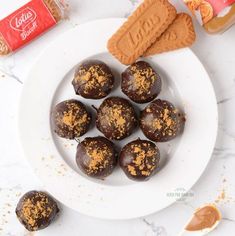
{"left": 215, "top": 189, "right": 226, "bottom": 203}
{"left": 214, "top": 176, "right": 235, "bottom": 204}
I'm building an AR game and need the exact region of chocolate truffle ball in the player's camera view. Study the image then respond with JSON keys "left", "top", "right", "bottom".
{"left": 140, "top": 99, "right": 185, "bottom": 142}
{"left": 52, "top": 99, "right": 91, "bottom": 139}
{"left": 72, "top": 60, "right": 114, "bottom": 99}
{"left": 76, "top": 136, "right": 118, "bottom": 178}
{"left": 95, "top": 97, "right": 137, "bottom": 140}
{"left": 15, "top": 191, "right": 59, "bottom": 231}
{"left": 121, "top": 61, "right": 162, "bottom": 103}
{"left": 120, "top": 139, "right": 160, "bottom": 181}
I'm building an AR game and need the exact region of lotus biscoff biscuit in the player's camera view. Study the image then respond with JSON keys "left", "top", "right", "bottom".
{"left": 107, "top": 0, "right": 177, "bottom": 65}
{"left": 144, "top": 13, "right": 196, "bottom": 56}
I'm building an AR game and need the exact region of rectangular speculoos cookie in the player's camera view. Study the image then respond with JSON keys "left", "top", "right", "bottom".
{"left": 107, "top": 0, "right": 177, "bottom": 65}
{"left": 144, "top": 13, "right": 196, "bottom": 56}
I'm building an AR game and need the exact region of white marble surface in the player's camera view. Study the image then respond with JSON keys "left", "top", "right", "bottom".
{"left": 0, "top": 0, "right": 235, "bottom": 235}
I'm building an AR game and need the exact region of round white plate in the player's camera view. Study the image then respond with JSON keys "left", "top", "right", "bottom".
{"left": 18, "top": 18, "right": 218, "bottom": 219}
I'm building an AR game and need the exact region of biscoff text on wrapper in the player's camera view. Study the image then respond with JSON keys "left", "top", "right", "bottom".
{"left": 0, "top": 0, "right": 68, "bottom": 56}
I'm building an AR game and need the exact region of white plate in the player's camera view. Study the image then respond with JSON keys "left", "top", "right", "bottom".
{"left": 18, "top": 18, "right": 218, "bottom": 219}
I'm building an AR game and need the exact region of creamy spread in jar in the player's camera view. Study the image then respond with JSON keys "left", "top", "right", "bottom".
{"left": 184, "top": 0, "right": 235, "bottom": 33}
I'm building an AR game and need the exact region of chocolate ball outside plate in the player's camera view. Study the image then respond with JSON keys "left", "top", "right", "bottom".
{"left": 76, "top": 136, "right": 118, "bottom": 179}
{"left": 15, "top": 191, "right": 59, "bottom": 231}
{"left": 95, "top": 96, "right": 138, "bottom": 140}
{"left": 121, "top": 61, "right": 162, "bottom": 103}
{"left": 140, "top": 99, "right": 185, "bottom": 142}
{"left": 72, "top": 60, "right": 115, "bottom": 99}
{"left": 119, "top": 139, "right": 160, "bottom": 181}
{"left": 51, "top": 99, "right": 91, "bottom": 139}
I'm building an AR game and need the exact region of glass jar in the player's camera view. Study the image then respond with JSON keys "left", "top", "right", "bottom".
{"left": 183, "top": 0, "right": 235, "bottom": 34}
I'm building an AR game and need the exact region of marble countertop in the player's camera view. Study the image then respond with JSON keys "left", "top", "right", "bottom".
{"left": 1, "top": 0, "right": 235, "bottom": 235}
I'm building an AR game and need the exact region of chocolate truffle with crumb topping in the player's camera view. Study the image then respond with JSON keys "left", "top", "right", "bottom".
{"left": 120, "top": 139, "right": 160, "bottom": 181}
{"left": 76, "top": 136, "right": 118, "bottom": 178}
{"left": 140, "top": 99, "right": 185, "bottom": 142}
{"left": 16, "top": 191, "right": 59, "bottom": 231}
{"left": 95, "top": 97, "right": 137, "bottom": 140}
{"left": 72, "top": 60, "right": 115, "bottom": 99}
{"left": 52, "top": 99, "right": 91, "bottom": 139}
{"left": 121, "top": 61, "right": 162, "bottom": 103}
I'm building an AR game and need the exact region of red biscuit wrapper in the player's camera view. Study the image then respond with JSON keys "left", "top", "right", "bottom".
{"left": 0, "top": 0, "right": 67, "bottom": 55}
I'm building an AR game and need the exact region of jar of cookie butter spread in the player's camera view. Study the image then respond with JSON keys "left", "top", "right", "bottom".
{"left": 183, "top": 0, "right": 235, "bottom": 34}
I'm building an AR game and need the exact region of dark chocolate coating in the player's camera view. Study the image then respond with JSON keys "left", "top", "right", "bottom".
{"left": 72, "top": 60, "right": 114, "bottom": 99}
{"left": 140, "top": 99, "right": 185, "bottom": 142}
{"left": 95, "top": 97, "right": 138, "bottom": 140}
{"left": 119, "top": 139, "right": 160, "bottom": 181}
{"left": 15, "top": 191, "right": 59, "bottom": 231}
{"left": 51, "top": 99, "right": 91, "bottom": 139}
{"left": 121, "top": 61, "right": 162, "bottom": 103}
{"left": 76, "top": 136, "right": 118, "bottom": 178}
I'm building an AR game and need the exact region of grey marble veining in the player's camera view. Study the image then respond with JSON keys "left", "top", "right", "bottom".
{"left": 0, "top": 0, "right": 235, "bottom": 235}
{"left": 0, "top": 56, "right": 23, "bottom": 84}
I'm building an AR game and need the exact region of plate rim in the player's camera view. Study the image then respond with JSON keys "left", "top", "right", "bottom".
{"left": 18, "top": 18, "right": 218, "bottom": 220}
